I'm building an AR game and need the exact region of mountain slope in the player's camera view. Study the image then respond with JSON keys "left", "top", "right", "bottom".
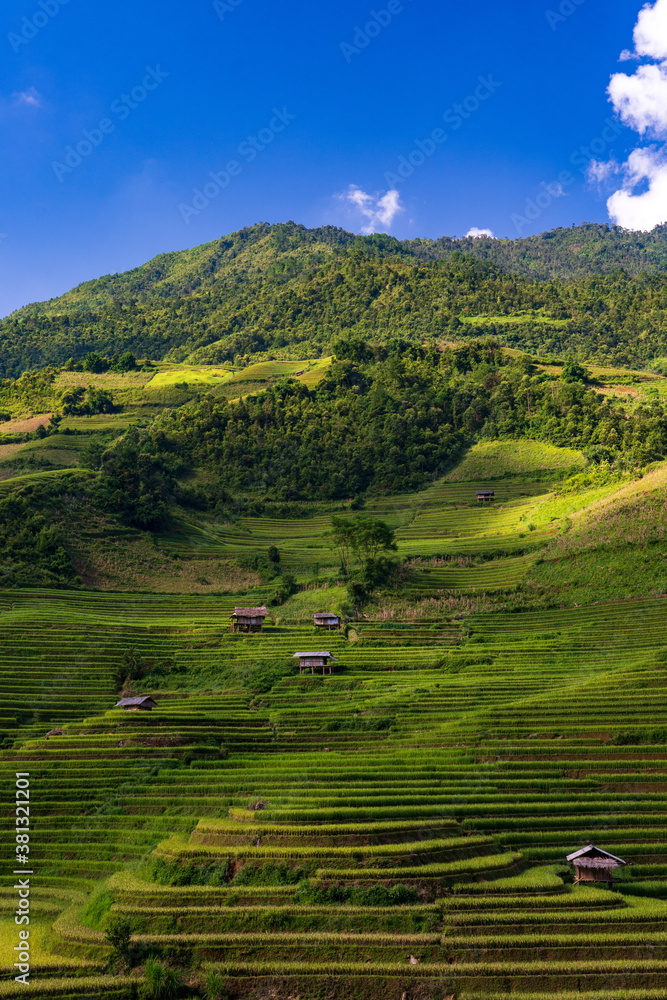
{"left": 2, "top": 222, "right": 667, "bottom": 377}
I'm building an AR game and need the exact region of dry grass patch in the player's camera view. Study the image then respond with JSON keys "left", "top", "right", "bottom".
{"left": 0, "top": 413, "right": 53, "bottom": 433}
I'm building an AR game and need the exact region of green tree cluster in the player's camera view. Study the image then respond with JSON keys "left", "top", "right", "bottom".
{"left": 2, "top": 223, "right": 667, "bottom": 375}
{"left": 150, "top": 340, "right": 667, "bottom": 501}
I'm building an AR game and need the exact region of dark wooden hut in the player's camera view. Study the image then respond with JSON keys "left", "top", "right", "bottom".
{"left": 293, "top": 651, "right": 339, "bottom": 676}
{"left": 476, "top": 490, "right": 495, "bottom": 502}
{"left": 230, "top": 606, "right": 268, "bottom": 633}
{"left": 313, "top": 611, "right": 341, "bottom": 631}
{"left": 566, "top": 845, "right": 626, "bottom": 886}
{"left": 115, "top": 696, "right": 158, "bottom": 712}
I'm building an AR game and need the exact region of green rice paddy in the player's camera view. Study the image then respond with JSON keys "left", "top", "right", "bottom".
{"left": 2, "top": 441, "right": 667, "bottom": 998}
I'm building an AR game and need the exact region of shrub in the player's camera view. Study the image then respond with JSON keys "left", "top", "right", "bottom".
{"left": 204, "top": 971, "right": 229, "bottom": 1000}
{"left": 140, "top": 959, "right": 183, "bottom": 1000}
{"left": 104, "top": 915, "right": 133, "bottom": 961}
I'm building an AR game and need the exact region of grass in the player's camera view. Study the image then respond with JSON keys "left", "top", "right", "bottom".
{"left": 442, "top": 439, "right": 585, "bottom": 482}
{"left": 2, "top": 440, "right": 667, "bottom": 996}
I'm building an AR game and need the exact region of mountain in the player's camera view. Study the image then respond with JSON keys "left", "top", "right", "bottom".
{"left": 407, "top": 222, "right": 667, "bottom": 278}
{"left": 2, "top": 221, "right": 667, "bottom": 377}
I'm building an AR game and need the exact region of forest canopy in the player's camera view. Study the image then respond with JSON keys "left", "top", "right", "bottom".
{"left": 2, "top": 222, "right": 667, "bottom": 376}
{"left": 148, "top": 340, "right": 667, "bottom": 501}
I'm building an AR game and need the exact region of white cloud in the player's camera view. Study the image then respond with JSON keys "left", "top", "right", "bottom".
{"left": 466, "top": 227, "right": 494, "bottom": 238}
{"left": 341, "top": 184, "right": 403, "bottom": 234}
{"left": 544, "top": 181, "right": 566, "bottom": 198}
{"left": 594, "top": 0, "right": 667, "bottom": 231}
{"left": 607, "top": 146, "right": 667, "bottom": 230}
{"left": 13, "top": 87, "right": 42, "bottom": 108}
{"left": 609, "top": 62, "right": 667, "bottom": 137}
{"left": 632, "top": 0, "right": 667, "bottom": 60}
{"left": 586, "top": 158, "right": 622, "bottom": 184}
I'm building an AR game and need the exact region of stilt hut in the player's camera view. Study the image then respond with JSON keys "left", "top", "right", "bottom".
{"left": 293, "top": 651, "right": 339, "bottom": 676}
{"left": 230, "top": 606, "right": 268, "bottom": 633}
{"left": 566, "top": 845, "right": 626, "bottom": 886}
{"left": 115, "top": 696, "right": 157, "bottom": 712}
{"left": 313, "top": 611, "right": 341, "bottom": 631}
{"left": 476, "top": 490, "right": 495, "bottom": 502}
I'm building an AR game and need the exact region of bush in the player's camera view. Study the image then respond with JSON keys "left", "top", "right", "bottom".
{"left": 270, "top": 572, "right": 298, "bottom": 606}
{"left": 232, "top": 861, "right": 305, "bottom": 886}
{"left": 140, "top": 960, "right": 183, "bottom": 1000}
{"left": 104, "top": 915, "right": 132, "bottom": 961}
{"left": 204, "top": 971, "right": 229, "bottom": 1000}
{"left": 143, "top": 857, "right": 230, "bottom": 887}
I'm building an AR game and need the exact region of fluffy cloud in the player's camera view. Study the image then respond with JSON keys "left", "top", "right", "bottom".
{"left": 629, "top": 0, "right": 667, "bottom": 60}
{"left": 342, "top": 185, "right": 403, "bottom": 234}
{"left": 466, "top": 227, "right": 494, "bottom": 238}
{"left": 607, "top": 146, "right": 667, "bottom": 230}
{"left": 595, "top": 0, "right": 667, "bottom": 231}
{"left": 609, "top": 62, "right": 667, "bottom": 136}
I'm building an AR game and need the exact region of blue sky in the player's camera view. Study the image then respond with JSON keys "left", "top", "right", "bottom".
{"left": 0, "top": 0, "right": 660, "bottom": 315}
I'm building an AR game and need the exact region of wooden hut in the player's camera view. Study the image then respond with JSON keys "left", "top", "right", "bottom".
{"left": 115, "top": 696, "right": 157, "bottom": 712}
{"left": 313, "top": 611, "right": 341, "bottom": 631}
{"left": 566, "top": 845, "right": 626, "bottom": 886}
{"left": 293, "top": 651, "right": 339, "bottom": 676}
{"left": 476, "top": 490, "right": 495, "bottom": 502}
{"left": 230, "top": 606, "right": 268, "bottom": 633}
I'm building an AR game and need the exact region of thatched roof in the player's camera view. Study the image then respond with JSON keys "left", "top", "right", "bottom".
{"left": 293, "top": 651, "right": 339, "bottom": 661}
{"left": 314, "top": 611, "right": 340, "bottom": 619}
{"left": 115, "top": 696, "right": 157, "bottom": 708}
{"left": 573, "top": 857, "right": 620, "bottom": 869}
{"left": 231, "top": 606, "right": 268, "bottom": 617}
{"left": 566, "top": 844, "right": 626, "bottom": 866}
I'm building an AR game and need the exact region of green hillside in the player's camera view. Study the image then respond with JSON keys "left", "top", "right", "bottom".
{"left": 2, "top": 222, "right": 667, "bottom": 376}
{"left": 2, "top": 223, "right": 667, "bottom": 999}
{"left": 2, "top": 440, "right": 667, "bottom": 999}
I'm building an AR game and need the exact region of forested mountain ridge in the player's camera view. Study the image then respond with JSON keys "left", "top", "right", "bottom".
{"left": 2, "top": 221, "right": 667, "bottom": 377}
{"left": 407, "top": 222, "right": 667, "bottom": 278}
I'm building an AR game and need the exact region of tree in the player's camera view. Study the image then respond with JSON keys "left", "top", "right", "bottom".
{"left": 561, "top": 356, "right": 590, "bottom": 383}
{"left": 95, "top": 427, "right": 174, "bottom": 530}
{"left": 329, "top": 517, "right": 356, "bottom": 576}
{"left": 350, "top": 516, "right": 397, "bottom": 564}
{"left": 114, "top": 351, "right": 138, "bottom": 372}
{"left": 104, "top": 915, "right": 132, "bottom": 964}
{"left": 81, "top": 351, "right": 109, "bottom": 374}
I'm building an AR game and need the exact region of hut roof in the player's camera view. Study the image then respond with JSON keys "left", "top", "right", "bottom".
{"left": 314, "top": 611, "right": 340, "bottom": 618}
{"left": 477, "top": 490, "right": 495, "bottom": 496}
{"left": 115, "top": 696, "right": 157, "bottom": 708}
{"left": 231, "top": 606, "right": 268, "bottom": 617}
{"left": 566, "top": 844, "right": 626, "bottom": 865}
{"left": 293, "top": 651, "right": 339, "bottom": 661}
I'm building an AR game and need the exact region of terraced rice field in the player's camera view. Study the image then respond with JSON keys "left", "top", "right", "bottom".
{"left": 2, "top": 446, "right": 667, "bottom": 998}
{"left": 2, "top": 586, "right": 667, "bottom": 998}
